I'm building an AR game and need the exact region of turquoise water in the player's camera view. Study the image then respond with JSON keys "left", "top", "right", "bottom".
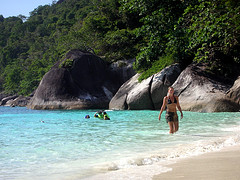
{"left": 0, "top": 106, "right": 240, "bottom": 180}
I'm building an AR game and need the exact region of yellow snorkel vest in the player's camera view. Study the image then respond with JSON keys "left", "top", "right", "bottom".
{"left": 98, "top": 113, "right": 104, "bottom": 119}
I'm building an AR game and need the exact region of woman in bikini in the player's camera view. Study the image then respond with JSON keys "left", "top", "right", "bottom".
{"left": 158, "top": 87, "right": 183, "bottom": 134}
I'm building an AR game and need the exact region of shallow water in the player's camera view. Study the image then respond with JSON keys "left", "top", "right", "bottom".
{"left": 0, "top": 106, "right": 239, "bottom": 180}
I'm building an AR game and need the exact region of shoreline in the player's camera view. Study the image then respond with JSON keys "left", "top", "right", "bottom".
{"left": 152, "top": 144, "right": 240, "bottom": 180}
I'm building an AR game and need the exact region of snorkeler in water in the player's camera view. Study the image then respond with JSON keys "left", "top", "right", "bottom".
{"left": 94, "top": 111, "right": 104, "bottom": 119}
{"left": 94, "top": 111, "right": 110, "bottom": 120}
{"left": 103, "top": 112, "right": 110, "bottom": 120}
{"left": 85, "top": 115, "right": 90, "bottom": 119}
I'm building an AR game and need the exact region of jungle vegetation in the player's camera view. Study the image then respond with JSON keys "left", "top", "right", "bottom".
{"left": 0, "top": 0, "right": 239, "bottom": 95}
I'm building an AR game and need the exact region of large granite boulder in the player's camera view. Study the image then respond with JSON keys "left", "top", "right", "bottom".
{"left": 28, "top": 50, "right": 122, "bottom": 110}
{"left": 151, "top": 63, "right": 182, "bottom": 109}
{"left": 173, "top": 63, "right": 240, "bottom": 112}
{"left": 227, "top": 76, "right": 240, "bottom": 106}
{"left": 109, "top": 59, "right": 136, "bottom": 84}
{"left": 109, "top": 63, "right": 181, "bottom": 110}
{"left": 126, "top": 74, "right": 155, "bottom": 109}
{"left": 109, "top": 74, "right": 140, "bottom": 110}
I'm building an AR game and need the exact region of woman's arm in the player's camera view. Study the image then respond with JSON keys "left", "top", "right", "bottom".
{"left": 159, "top": 96, "right": 167, "bottom": 121}
{"left": 94, "top": 112, "right": 98, "bottom": 118}
{"left": 176, "top": 96, "right": 183, "bottom": 119}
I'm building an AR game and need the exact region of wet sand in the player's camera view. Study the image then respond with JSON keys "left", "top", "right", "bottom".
{"left": 153, "top": 145, "right": 240, "bottom": 180}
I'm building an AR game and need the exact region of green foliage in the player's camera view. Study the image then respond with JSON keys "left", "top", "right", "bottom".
{"left": 103, "top": 29, "right": 138, "bottom": 60}
{"left": 3, "top": 63, "right": 22, "bottom": 94}
{"left": 0, "top": 0, "right": 95, "bottom": 95}
{"left": 132, "top": 0, "right": 187, "bottom": 71}
{"left": 134, "top": 0, "right": 240, "bottom": 79}
{"left": 0, "top": 0, "right": 240, "bottom": 95}
{"left": 59, "top": 58, "right": 74, "bottom": 68}
{"left": 138, "top": 55, "right": 174, "bottom": 82}
{"left": 181, "top": 0, "right": 240, "bottom": 77}
{"left": 185, "top": 1, "right": 240, "bottom": 62}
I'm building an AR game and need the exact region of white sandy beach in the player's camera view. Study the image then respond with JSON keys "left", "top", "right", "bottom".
{"left": 153, "top": 145, "right": 240, "bottom": 180}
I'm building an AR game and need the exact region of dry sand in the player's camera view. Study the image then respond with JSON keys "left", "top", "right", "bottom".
{"left": 153, "top": 145, "right": 240, "bottom": 180}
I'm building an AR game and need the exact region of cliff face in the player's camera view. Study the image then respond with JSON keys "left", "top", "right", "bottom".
{"left": 27, "top": 50, "right": 123, "bottom": 110}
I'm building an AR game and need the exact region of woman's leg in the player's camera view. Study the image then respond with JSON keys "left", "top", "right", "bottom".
{"left": 173, "top": 113, "right": 179, "bottom": 133}
{"left": 168, "top": 122, "right": 174, "bottom": 134}
{"left": 173, "top": 121, "right": 179, "bottom": 133}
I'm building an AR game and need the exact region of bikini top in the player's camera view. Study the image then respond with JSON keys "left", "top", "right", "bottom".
{"left": 167, "top": 96, "right": 177, "bottom": 104}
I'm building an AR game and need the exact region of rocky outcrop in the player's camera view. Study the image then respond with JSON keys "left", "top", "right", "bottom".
{"left": 173, "top": 63, "right": 240, "bottom": 112}
{"left": 109, "top": 59, "right": 136, "bottom": 84}
{"left": 7, "top": 96, "right": 31, "bottom": 107}
{"left": 0, "top": 95, "right": 18, "bottom": 106}
{"left": 126, "top": 75, "right": 155, "bottom": 109}
{"left": 109, "top": 74, "right": 140, "bottom": 110}
{"left": 151, "top": 63, "right": 182, "bottom": 109}
{"left": 0, "top": 93, "right": 11, "bottom": 103}
{"left": 109, "top": 64, "right": 181, "bottom": 110}
{"left": 109, "top": 62, "right": 240, "bottom": 112}
{"left": 227, "top": 76, "right": 240, "bottom": 106}
{"left": 28, "top": 50, "right": 123, "bottom": 110}
{"left": 0, "top": 94, "right": 31, "bottom": 107}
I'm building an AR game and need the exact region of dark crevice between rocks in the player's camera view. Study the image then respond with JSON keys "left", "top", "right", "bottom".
{"left": 162, "top": 74, "right": 166, "bottom": 85}
{"left": 124, "top": 93, "right": 129, "bottom": 110}
{"left": 176, "top": 81, "right": 192, "bottom": 97}
{"left": 149, "top": 75, "right": 155, "bottom": 110}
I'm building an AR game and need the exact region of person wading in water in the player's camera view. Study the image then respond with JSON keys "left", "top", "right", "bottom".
{"left": 158, "top": 87, "right": 183, "bottom": 134}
